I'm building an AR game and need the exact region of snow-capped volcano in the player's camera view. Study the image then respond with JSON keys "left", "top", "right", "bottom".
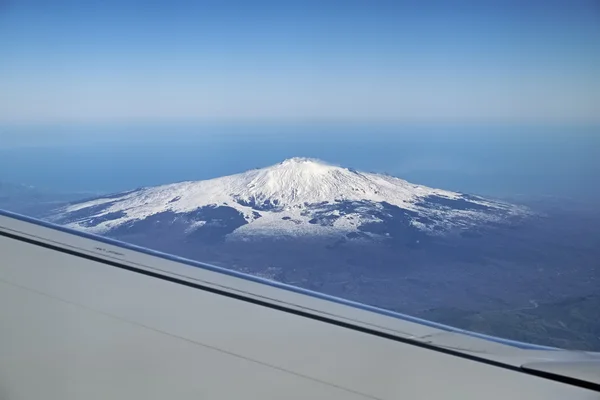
{"left": 48, "top": 158, "right": 526, "bottom": 240}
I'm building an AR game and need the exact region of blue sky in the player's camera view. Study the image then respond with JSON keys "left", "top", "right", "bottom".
{"left": 1, "top": 0, "right": 599, "bottom": 125}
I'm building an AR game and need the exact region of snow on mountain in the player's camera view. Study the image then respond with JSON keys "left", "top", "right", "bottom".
{"left": 48, "top": 158, "right": 527, "bottom": 239}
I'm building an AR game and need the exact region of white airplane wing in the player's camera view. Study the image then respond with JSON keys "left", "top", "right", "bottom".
{"left": 1, "top": 210, "right": 599, "bottom": 399}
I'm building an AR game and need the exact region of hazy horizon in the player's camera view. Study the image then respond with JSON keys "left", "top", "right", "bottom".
{"left": 1, "top": 1, "right": 598, "bottom": 198}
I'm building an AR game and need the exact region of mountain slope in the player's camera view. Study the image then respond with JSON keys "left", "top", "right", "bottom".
{"left": 49, "top": 158, "right": 526, "bottom": 239}
{"left": 47, "top": 158, "right": 527, "bottom": 240}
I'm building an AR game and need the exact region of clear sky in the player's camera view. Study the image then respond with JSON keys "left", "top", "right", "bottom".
{"left": 1, "top": 0, "right": 599, "bottom": 125}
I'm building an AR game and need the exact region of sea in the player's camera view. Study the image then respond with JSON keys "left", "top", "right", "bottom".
{"left": 0, "top": 122, "right": 598, "bottom": 200}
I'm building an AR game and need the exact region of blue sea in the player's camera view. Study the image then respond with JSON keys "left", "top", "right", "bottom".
{"left": 1, "top": 122, "right": 598, "bottom": 200}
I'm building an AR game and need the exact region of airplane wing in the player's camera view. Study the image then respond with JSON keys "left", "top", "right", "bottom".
{"left": 1, "top": 209, "right": 599, "bottom": 399}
